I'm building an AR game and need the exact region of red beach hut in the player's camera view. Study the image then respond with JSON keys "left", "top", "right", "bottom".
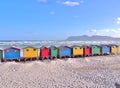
{"left": 83, "top": 45, "right": 91, "bottom": 56}
{"left": 40, "top": 46, "right": 49, "bottom": 59}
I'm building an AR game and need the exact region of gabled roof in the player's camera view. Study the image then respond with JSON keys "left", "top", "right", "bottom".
{"left": 4, "top": 46, "right": 21, "bottom": 50}
{"left": 71, "top": 45, "right": 83, "bottom": 48}
{"left": 40, "top": 46, "right": 48, "bottom": 49}
{"left": 49, "top": 46, "right": 57, "bottom": 48}
{"left": 59, "top": 46, "right": 71, "bottom": 49}
{"left": 90, "top": 45, "right": 100, "bottom": 47}
{"left": 82, "top": 45, "right": 91, "bottom": 47}
{"left": 108, "top": 44, "right": 119, "bottom": 47}
{"left": 24, "top": 46, "right": 38, "bottom": 49}
{"left": 99, "top": 44, "right": 110, "bottom": 47}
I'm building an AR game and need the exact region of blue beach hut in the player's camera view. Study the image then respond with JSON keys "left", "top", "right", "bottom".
{"left": 100, "top": 45, "right": 110, "bottom": 54}
{"left": 4, "top": 46, "right": 21, "bottom": 59}
{"left": 58, "top": 46, "right": 71, "bottom": 58}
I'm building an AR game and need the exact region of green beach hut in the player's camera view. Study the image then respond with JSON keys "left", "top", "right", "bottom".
{"left": 91, "top": 45, "right": 101, "bottom": 55}
{"left": 0, "top": 49, "right": 3, "bottom": 61}
{"left": 49, "top": 46, "right": 58, "bottom": 58}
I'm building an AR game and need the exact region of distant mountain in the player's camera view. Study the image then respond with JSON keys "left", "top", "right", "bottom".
{"left": 66, "top": 35, "right": 120, "bottom": 41}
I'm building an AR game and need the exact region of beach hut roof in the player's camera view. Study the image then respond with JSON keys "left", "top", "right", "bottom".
{"left": 4, "top": 46, "right": 21, "bottom": 50}
{"left": 100, "top": 44, "right": 110, "bottom": 47}
{"left": 90, "top": 45, "right": 100, "bottom": 47}
{"left": 71, "top": 45, "right": 83, "bottom": 48}
{"left": 49, "top": 46, "right": 57, "bottom": 48}
{"left": 82, "top": 45, "right": 90, "bottom": 47}
{"left": 24, "top": 46, "right": 38, "bottom": 49}
{"left": 59, "top": 46, "right": 71, "bottom": 48}
{"left": 108, "top": 44, "right": 118, "bottom": 46}
{"left": 40, "top": 46, "right": 48, "bottom": 49}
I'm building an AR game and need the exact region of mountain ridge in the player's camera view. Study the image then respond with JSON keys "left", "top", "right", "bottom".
{"left": 66, "top": 35, "right": 120, "bottom": 41}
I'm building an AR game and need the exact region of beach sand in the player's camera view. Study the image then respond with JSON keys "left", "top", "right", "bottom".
{"left": 0, "top": 54, "right": 120, "bottom": 88}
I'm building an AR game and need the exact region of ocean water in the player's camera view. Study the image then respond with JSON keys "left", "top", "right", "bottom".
{"left": 0, "top": 40, "right": 120, "bottom": 49}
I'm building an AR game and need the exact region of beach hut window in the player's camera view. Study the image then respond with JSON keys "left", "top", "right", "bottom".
{"left": 14, "top": 50, "right": 18, "bottom": 52}
{"left": 75, "top": 48, "right": 77, "bottom": 50}
{"left": 53, "top": 48, "right": 56, "bottom": 50}
{"left": 6, "top": 50, "right": 10, "bottom": 52}
{"left": 33, "top": 49, "right": 36, "bottom": 51}
{"left": 26, "top": 49, "right": 29, "bottom": 52}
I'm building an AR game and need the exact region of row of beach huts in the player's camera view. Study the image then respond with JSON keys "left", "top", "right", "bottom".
{"left": 0, "top": 44, "right": 119, "bottom": 62}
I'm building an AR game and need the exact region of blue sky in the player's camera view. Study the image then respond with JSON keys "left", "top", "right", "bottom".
{"left": 0, "top": 0, "right": 120, "bottom": 40}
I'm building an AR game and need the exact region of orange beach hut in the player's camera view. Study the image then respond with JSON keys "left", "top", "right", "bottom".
{"left": 72, "top": 45, "right": 83, "bottom": 56}
{"left": 23, "top": 46, "right": 38, "bottom": 58}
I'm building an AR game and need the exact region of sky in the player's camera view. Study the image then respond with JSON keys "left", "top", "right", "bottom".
{"left": 0, "top": 0, "right": 120, "bottom": 40}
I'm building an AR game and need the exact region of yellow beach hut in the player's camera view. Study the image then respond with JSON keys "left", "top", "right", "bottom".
{"left": 23, "top": 46, "right": 38, "bottom": 58}
{"left": 110, "top": 45, "right": 119, "bottom": 54}
{"left": 72, "top": 45, "right": 83, "bottom": 57}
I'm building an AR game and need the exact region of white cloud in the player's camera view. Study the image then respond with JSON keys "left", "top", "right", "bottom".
{"left": 117, "top": 17, "right": 120, "bottom": 24}
{"left": 88, "top": 28, "right": 120, "bottom": 37}
{"left": 37, "top": 0, "right": 48, "bottom": 3}
{"left": 37, "top": 0, "right": 83, "bottom": 6}
{"left": 49, "top": 11, "right": 55, "bottom": 15}
{"left": 62, "top": 1, "right": 80, "bottom": 6}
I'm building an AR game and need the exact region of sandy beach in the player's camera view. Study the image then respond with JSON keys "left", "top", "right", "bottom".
{"left": 0, "top": 54, "right": 120, "bottom": 88}
{"left": 1, "top": 0, "right": 120, "bottom": 87}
